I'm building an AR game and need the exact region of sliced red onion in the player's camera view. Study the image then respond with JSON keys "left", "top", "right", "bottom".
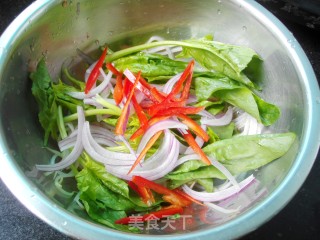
{"left": 36, "top": 106, "right": 85, "bottom": 171}
{"left": 123, "top": 69, "right": 153, "bottom": 98}
{"left": 234, "top": 110, "right": 264, "bottom": 135}
{"left": 84, "top": 60, "right": 98, "bottom": 83}
{"left": 82, "top": 121, "right": 136, "bottom": 164}
{"left": 174, "top": 153, "right": 200, "bottom": 167}
{"left": 203, "top": 202, "right": 241, "bottom": 214}
{"left": 83, "top": 98, "right": 103, "bottom": 108}
{"left": 217, "top": 178, "right": 261, "bottom": 209}
{"left": 60, "top": 124, "right": 116, "bottom": 149}
{"left": 59, "top": 133, "right": 117, "bottom": 152}
{"left": 174, "top": 153, "right": 239, "bottom": 188}
{"left": 106, "top": 130, "right": 180, "bottom": 180}
{"left": 136, "top": 120, "right": 188, "bottom": 157}
{"left": 181, "top": 174, "right": 255, "bottom": 202}
{"left": 146, "top": 36, "right": 166, "bottom": 43}
{"left": 216, "top": 180, "right": 233, "bottom": 191}
{"left": 162, "top": 73, "right": 182, "bottom": 94}
{"left": 144, "top": 36, "right": 175, "bottom": 59}
{"left": 68, "top": 69, "right": 113, "bottom": 99}
{"left": 186, "top": 94, "right": 198, "bottom": 104}
{"left": 209, "top": 155, "right": 239, "bottom": 188}
{"left": 203, "top": 179, "right": 268, "bottom": 224}
{"left": 115, "top": 135, "right": 137, "bottom": 157}
{"left": 200, "top": 107, "right": 233, "bottom": 126}
{"left": 66, "top": 121, "right": 75, "bottom": 131}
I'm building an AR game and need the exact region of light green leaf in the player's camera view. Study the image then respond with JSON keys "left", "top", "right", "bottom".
{"left": 203, "top": 132, "right": 296, "bottom": 175}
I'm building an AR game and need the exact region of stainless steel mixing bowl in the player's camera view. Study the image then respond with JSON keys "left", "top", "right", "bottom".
{"left": 0, "top": 0, "right": 319, "bottom": 239}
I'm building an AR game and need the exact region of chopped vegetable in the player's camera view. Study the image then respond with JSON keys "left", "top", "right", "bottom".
{"left": 85, "top": 47, "right": 108, "bottom": 94}
{"left": 30, "top": 35, "right": 296, "bottom": 233}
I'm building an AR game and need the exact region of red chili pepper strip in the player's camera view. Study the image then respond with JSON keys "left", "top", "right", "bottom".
{"left": 127, "top": 131, "right": 163, "bottom": 175}
{"left": 162, "top": 60, "right": 194, "bottom": 102}
{"left": 113, "top": 74, "right": 124, "bottom": 105}
{"left": 162, "top": 194, "right": 192, "bottom": 207}
{"left": 182, "top": 130, "right": 211, "bottom": 165}
{"left": 84, "top": 47, "right": 108, "bottom": 94}
{"left": 129, "top": 125, "right": 147, "bottom": 141}
{"left": 129, "top": 115, "right": 170, "bottom": 141}
{"left": 153, "top": 106, "right": 205, "bottom": 118}
{"left": 115, "top": 205, "right": 184, "bottom": 225}
{"left": 131, "top": 95, "right": 148, "bottom": 127}
{"left": 177, "top": 114, "right": 209, "bottom": 142}
{"left": 138, "top": 76, "right": 152, "bottom": 90}
{"left": 146, "top": 188, "right": 155, "bottom": 204}
{"left": 149, "top": 87, "right": 166, "bottom": 102}
{"left": 106, "top": 62, "right": 121, "bottom": 76}
{"left": 128, "top": 181, "right": 154, "bottom": 206}
{"left": 173, "top": 189, "right": 204, "bottom": 206}
{"left": 128, "top": 180, "right": 140, "bottom": 194}
{"left": 115, "top": 72, "right": 141, "bottom": 135}
{"left": 147, "top": 100, "right": 186, "bottom": 116}
{"left": 138, "top": 76, "right": 167, "bottom": 102}
{"left": 138, "top": 186, "right": 155, "bottom": 206}
{"left": 180, "top": 73, "right": 193, "bottom": 100}
{"left": 122, "top": 77, "right": 131, "bottom": 98}
{"left": 132, "top": 176, "right": 192, "bottom": 207}
{"left": 126, "top": 74, "right": 160, "bottom": 103}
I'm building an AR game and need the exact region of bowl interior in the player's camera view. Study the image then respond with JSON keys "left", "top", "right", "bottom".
{"left": 0, "top": 0, "right": 317, "bottom": 239}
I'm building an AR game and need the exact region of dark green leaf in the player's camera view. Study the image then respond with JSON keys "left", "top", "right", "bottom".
{"left": 52, "top": 80, "right": 86, "bottom": 113}
{"left": 30, "top": 59, "right": 58, "bottom": 145}
{"left": 80, "top": 193, "right": 140, "bottom": 233}
{"left": 113, "top": 52, "right": 188, "bottom": 82}
{"left": 76, "top": 167, "right": 136, "bottom": 211}
{"left": 81, "top": 155, "right": 130, "bottom": 198}
{"left": 177, "top": 37, "right": 261, "bottom": 87}
{"left": 195, "top": 76, "right": 280, "bottom": 126}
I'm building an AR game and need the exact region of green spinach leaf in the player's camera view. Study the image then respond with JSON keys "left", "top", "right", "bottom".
{"left": 30, "top": 59, "right": 58, "bottom": 145}
{"left": 195, "top": 76, "right": 280, "bottom": 126}
{"left": 113, "top": 52, "right": 188, "bottom": 81}
{"left": 177, "top": 36, "right": 261, "bottom": 87}
{"left": 203, "top": 132, "right": 296, "bottom": 175}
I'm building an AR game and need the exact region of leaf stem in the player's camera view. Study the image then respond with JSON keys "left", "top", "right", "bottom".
{"left": 64, "top": 109, "right": 121, "bottom": 122}
{"left": 106, "top": 40, "right": 195, "bottom": 62}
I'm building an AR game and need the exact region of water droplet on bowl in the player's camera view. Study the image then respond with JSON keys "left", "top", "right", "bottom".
{"left": 217, "top": 9, "right": 222, "bottom": 14}
{"left": 242, "top": 26, "right": 247, "bottom": 31}
{"left": 62, "top": 221, "right": 67, "bottom": 226}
